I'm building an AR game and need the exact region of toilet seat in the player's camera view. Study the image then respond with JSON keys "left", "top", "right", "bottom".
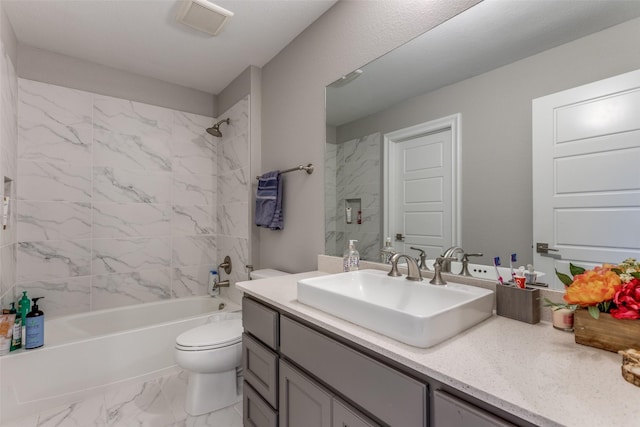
{"left": 176, "top": 318, "right": 243, "bottom": 351}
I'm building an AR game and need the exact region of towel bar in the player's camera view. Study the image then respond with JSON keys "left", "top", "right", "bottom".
{"left": 256, "top": 164, "right": 313, "bottom": 180}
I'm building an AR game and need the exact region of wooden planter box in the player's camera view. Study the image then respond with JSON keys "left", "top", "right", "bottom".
{"left": 574, "top": 310, "right": 640, "bottom": 353}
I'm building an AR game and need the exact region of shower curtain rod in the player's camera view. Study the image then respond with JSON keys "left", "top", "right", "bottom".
{"left": 255, "top": 163, "right": 314, "bottom": 180}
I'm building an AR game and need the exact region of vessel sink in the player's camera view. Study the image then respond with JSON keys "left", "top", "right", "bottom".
{"left": 297, "top": 269, "right": 494, "bottom": 348}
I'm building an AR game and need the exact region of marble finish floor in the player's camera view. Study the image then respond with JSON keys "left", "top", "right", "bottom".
{"left": 2, "top": 370, "right": 242, "bottom": 427}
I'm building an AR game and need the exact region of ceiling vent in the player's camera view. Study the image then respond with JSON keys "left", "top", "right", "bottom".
{"left": 176, "top": 0, "right": 234, "bottom": 36}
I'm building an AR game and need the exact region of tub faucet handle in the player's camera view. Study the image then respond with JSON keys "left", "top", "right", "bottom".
{"left": 219, "top": 255, "right": 232, "bottom": 274}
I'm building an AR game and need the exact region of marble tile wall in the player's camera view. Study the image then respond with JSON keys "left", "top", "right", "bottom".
{"left": 0, "top": 38, "right": 18, "bottom": 310}
{"left": 13, "top": 79, "right": 249, "bottom": 317}
{"left": 216, "top": 96, "right": 250, "bottom": 305}
{"left": 332, "top": 132, "right": 381, "bottom": 263}
{"left": 324, "top": 142, "right": 338, "bottom": 256}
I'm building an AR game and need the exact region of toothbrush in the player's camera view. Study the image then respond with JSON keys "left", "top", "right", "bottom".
{"left": 510, "top": 253, "right": 517, "bottom": 282}
{"left": 494, "top": 257, "right": 504, "bottom": 285}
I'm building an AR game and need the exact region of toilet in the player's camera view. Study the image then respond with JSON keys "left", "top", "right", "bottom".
{"left": 174, "top": 268, "right": 289, "bottom": 416}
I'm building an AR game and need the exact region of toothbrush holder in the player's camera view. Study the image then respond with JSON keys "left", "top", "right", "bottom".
{"left": 496, "top": 285, "right": 540, "bottom": 324}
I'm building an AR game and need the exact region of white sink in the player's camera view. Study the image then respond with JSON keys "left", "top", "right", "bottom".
{"left": 426, "top": 260, "right": 546, "bottom": 283}
{"left": 297, "top": 269, "right": 494, "bottom": 348}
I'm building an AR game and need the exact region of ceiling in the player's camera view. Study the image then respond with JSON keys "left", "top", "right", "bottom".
{"left": 3, "top": 0, "right": 337, "bottom": 95}
{"left": 326, "top": 0, "right": 640, "bottom": 126}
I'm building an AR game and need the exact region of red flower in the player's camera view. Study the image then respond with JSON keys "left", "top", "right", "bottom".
{"left": 610, "top": 278, "right": 640, "bottom": 320}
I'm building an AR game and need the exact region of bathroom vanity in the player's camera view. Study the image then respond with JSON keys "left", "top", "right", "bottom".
{"left": 237, "top": 271, "right": 639, "bottom": 427}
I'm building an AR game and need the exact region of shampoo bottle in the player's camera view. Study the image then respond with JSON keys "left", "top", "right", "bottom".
{"left": 18, "top": 291, "right": 30, "bottom": 344}
{"left": 25, "top": 297, "right": 44, "bottom": 349}
{"left": 343, "top": 240, "right": 360, "bottom": 272}
{"left": 9, "top": 302, "right": 21, "bottom": 351}
{"left": 208, "top": 270, "right": 219, "bottom": 297}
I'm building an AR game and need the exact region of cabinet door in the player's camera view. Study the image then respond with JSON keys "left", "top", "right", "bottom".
{"left": 243, "top": 333, "right": 279, "bottom": 408}
{"left": 332, "top": 398, "right": 381, "bottom": 427}
{"left": 279, "top": 360, "right": 332, "bottom": 427}
{"left": 433, "top": 390, "right": 516, "bottom": 427}
{"left": 244, "top": 382, "right": 278, "bottom": 427}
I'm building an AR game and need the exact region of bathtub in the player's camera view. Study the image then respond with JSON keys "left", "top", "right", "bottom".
{"left": 0, "top": 296, "right": 241, "bottom": 423}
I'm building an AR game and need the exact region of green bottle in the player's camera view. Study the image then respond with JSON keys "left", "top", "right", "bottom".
{"left": 18, "top": 291, "right": 30, "bottom": 342}
{"left": 9, "top": 302, "right": 21, "bottom": 351}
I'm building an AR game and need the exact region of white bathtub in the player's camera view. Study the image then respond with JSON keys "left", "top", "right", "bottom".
{"left": 0, "top": 296, "right": 241, "bottom": 424}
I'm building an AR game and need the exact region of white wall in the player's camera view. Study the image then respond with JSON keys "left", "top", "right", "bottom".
{"left": 259, "top": 0, "right": 480, "bottom": 272}
{"left": 18, "top": 45, "right": 215, "bottom": 117}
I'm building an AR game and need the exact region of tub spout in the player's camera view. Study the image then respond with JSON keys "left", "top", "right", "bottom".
{"left": 215, "top": 280, "right": 230, "bottom": 288}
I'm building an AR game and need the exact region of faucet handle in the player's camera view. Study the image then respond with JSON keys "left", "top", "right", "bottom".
{"left": 430, "top": 256, "right": 456, "bottom": 285}
{"left": 409, "top": 246, "right": 429, "bottom": 271}
{"left": 463, "top": 252, "right": 483, "bottom": 259}
{"left": 459, "top": 253, "right": 483, "bottom": 276}
{"left": 435, "top": 256, "right": 456, "bottom": 265}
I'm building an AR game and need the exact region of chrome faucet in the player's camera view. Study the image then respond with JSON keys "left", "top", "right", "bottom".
{"left": 441, "top": 246, "right": 465, "bottom": 273}
{"left": 387, "top": 253, "right": 423, "bottom": 281}
{"left": 430, "top": 256, "right": 456, "bottom": 285}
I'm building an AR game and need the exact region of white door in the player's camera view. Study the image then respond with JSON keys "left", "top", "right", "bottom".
{"left": 532, "top": 69, "right": 640, "bottom": 289}
{"left": 384, "top": 115, "right": 460, "bottom": 260}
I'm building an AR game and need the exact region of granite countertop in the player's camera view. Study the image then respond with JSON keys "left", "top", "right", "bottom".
{"left": 236, "top": 270, "right": 640, "bottom": 427}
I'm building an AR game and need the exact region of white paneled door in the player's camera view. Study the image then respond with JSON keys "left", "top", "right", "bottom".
{"left": 532, "top": 69, "right": 640, "bottom": 289}
{"left": 384, "top": 115, "right": 460, "bottom": 260}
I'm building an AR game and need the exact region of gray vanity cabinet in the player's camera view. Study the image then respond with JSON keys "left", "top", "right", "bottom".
{"left": 242, "top": 296, "right": 529, "bottom": 427}
{"left": 242, "top": 297, "right": 280, "bottom": 427}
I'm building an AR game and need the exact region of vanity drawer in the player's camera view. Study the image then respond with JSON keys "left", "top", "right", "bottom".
{"left": 433, "top": 390, "right": 516, "bottom": 427}
{"left": 243, "top": 297, "right": 279, "bottom": 350}
{"left": 243, "top": 333, "right": 279, "bottom": 408}
{"left": 244, "top": 382, "right": 278, "bottom": 427}
{"left": 280, "top": 316, "right": 427, "bottom": 427}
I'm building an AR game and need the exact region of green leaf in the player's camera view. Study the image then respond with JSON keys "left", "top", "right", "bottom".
{"left": 611, "top": 268, "right": 623, "bottom": 275}
{"left": 555, "top": 269, "right": 574, "bottom": 286}
{"left": 631, "top": 272, "right": 640, "bottom": 280}
{"left": 600, "top": 301, "right": 611, "bottom": 313}
{"left": 588, "top": 306, "right": 600, "bottom": 320}
{"left": 569, "top": 263, "right": 586, "bottom": 276}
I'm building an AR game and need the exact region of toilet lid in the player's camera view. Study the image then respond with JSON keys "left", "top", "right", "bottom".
{"left": 176, "top": 318, "right": 243, "bottom": 350}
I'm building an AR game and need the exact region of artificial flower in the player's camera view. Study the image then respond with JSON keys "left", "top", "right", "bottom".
{"left": 610, "top": 278, "right": 640, "bottom": 320}
{"left": 563, "top": 269, "right": 621, "bottom": 306}
{"left": 558, "top": 259, "right": 640, "bottom": 320}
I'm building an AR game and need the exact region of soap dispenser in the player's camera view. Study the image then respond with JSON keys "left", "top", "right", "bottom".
{"left": 9, "top": 302, "right": 21, "bottom": 351}
{"left": 343, "top": 240, "right": 360, "bottom": 272}
{"left": 25, "top": 297, "right": 44, "bottom": 349}
{"left": 380, "top": 237, "right": 396, "bottom": 264}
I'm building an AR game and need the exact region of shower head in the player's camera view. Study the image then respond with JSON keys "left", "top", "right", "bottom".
{"left": 206, "top": 118, "right": 230, "bottom": 137}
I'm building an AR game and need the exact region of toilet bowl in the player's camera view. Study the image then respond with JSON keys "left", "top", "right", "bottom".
{"left": 175, "top": 268, "right": 289, "bottom": 416}
{"left": 174, "top": 318, "right": 243, "bottom": 416}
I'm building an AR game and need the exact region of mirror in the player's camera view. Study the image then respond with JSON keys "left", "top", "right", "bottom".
{"left": 325, "top": 0, "right": 640, "bottom": 268}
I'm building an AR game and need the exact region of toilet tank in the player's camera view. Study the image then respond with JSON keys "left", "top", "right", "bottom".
{"left": 250, "top": 269, "right": 289, "bottom": 280}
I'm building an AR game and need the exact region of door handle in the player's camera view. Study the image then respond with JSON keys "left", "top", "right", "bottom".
{"left": 395, "top": 233, "right": 405, "bottom": 241}
{"left": 536, "top": 243, "right": 559, "bottom": 254}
